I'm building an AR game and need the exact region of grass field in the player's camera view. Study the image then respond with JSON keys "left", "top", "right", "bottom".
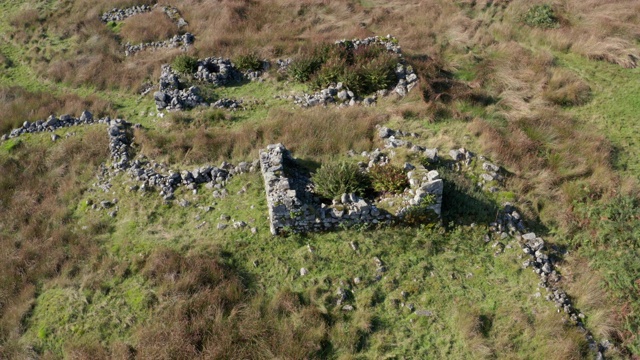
{"left": 1, "top": 0, "right": 639, "bottom": 358}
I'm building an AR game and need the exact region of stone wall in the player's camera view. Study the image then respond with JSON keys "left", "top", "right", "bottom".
{"left": 100, "top": 5, "right": 151, "bottom": 22}
{"left": 2, "top": 111, "right": 98, "bottom": 141}
{"left": 259, "top": 144, "right": 443, "bottom": 235}
{"left": 154, "top": 59, "right": 245, "bottom": 111}
{"left": 125, "top": 33, "right": 194, "bottom": 57}
{"left": 491, "top": 204, "right": 607, "bottom": 358}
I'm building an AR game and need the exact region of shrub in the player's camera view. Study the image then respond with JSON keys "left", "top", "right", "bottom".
{"left": 172, "top": 55, "right": 198, "bottom": 75}
{"left": 523, "top": 5, "right": 558, "bottom": 29}
{"left": 288, "top": 55, "right": 324, "bottom": 82}
{"left": 369, "top": 164, "right": 408, "bottom": 194}
{"left": 312, "top": 161, "right": 370, "bottom": 200}
{"left": 234, "top": 53, "right": 262, "bottom": 72}
{"left": 290, "top": 42, "right": 400, "bottom": 96}
{"left": 361, "top": 54, "right": 397, "bottom": 94}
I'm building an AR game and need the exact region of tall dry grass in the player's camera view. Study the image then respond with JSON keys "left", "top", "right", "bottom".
{"left": 119, "top": 10, "right": 180, "bottom": 44}
{"left": 0, "top": 87, "right": 114, "bottom": 135}
{"left": 0, "top": 129, "right": 109, "bottom": 358}
{"left": 135, "top": 106, "right": 385, "bottom": 164}
{"left": 132, "top": 248, "right": 328, "bottom": 359}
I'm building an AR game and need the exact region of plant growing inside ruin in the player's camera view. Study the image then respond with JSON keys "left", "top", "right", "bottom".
{"left": 171, "top": 54, "right": 198, "bottom": 75}
{"left": 234, "top": 53, "right": 262, "bottom": 72}
{"left": 402, "top": 195, "right": 438, "bottom": 226}
{"left": 369, "top": 164, "right": 408, "bottom": 194}
{"left": 292, "top": 41, "right": 398, "bottom": 96}
{"left": 311, "top": 161, "right": 370, "bottom": 200}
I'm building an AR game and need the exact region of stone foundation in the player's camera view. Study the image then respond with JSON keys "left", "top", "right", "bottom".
{"left": 260, "top": 144, "right": 443, "bottom": 235}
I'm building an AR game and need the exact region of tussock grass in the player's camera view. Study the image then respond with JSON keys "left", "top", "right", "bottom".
{"left": 0, "top": 129, "right": 109, "bottom": 358}
{"left": 119, "top": 10, "right": 180, "bottom": 44}
{"left": 0, "top": 87, "right": 114, "bottom": 135}
{"left": 136, "top": 106, "right": 384, "bottom": 164}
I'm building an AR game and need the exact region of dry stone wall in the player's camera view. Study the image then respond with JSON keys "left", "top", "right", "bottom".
{"left": 154, "top": 59, "right": 245, "bottom": 111}
{"left": 125, "top": 33, "right": 194, "bottom": 57}
{"left": 491, "top": 204, "right": 608, "bottom": 358}
{"left": 289, "top": 35, "right": 418, "bottom": 108}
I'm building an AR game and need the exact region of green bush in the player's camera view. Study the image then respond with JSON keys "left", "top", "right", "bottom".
{"left": 288, "top": 56, "right": 324, "bottom": 82}
{"left": 290, "top": 42, "right": 400, "bottom": 96}
{"left": 369, "top": 164, "right": 408, "bottom": 194}
{"left": 234, "top": 53, "right": 262, "bottom": 72}
{"left": 523, "top": 4, "right": 558, "bottom": 28}
{"left": 172, "top": 55, "right": 198, "bottom": 75}
{"left": 361, "top": 54, "right": 397, "bottom": 94}
{"left": 312, "top": 161, "right": 370, "bottom": 200}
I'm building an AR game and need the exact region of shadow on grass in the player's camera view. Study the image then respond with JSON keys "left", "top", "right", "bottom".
{"left": 437, "top": 165, "right": 500, "bottom": 228}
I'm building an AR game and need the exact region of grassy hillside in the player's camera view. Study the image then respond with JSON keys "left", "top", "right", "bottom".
{"left": 0, "top": 0, "right": 639, "bottom": 359}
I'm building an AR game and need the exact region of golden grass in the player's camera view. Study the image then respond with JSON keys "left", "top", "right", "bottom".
{"left": 0, "top": 87, "right": 114, "bottom": 135}
{"left": 119, "top": 10, "right": 180, "bottom": 44}
{"left": 136, "top": 106, "right": 385, "bottom": 165}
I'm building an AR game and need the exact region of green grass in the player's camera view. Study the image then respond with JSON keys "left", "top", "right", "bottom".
{"left": 31, "top": 160, "right": 584, "bottom": 358}
{"left": 558, "top": 53, "right": 640, "bottom": 178}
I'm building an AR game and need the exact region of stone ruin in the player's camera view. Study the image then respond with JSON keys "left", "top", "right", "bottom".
{"left": 101, "top": 4, "right": 193, "bottom": 57}
{"left": 259, "top": 144, "right": 443, "bottom": 235}
{"left": 0, "top": 114, "right": 609, "bottom": 355}
{"left": 286, "top": 35, "right": 419, "bottom": 108}
{"left": 154, "top": 59, "right": 248, "bottom": 111}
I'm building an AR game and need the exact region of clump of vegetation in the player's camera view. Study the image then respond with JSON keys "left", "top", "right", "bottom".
{"left": 288, "top": 55, "right": 324, "bottom": 82}
{"left": 523, "top": 4, "right": 558, "bottom": 28}
{"left": 312, "top": 161, "right": 370, "bottom": 200}
{"left": 401, "top": 196, "right": 438, "bottom": 226}
{"left": 171, "top": 54, "right": 198, "bottom": 75}
{"left": 234, "top": 53, "right": 263, "bottom": 72}
{"left": 369, "top": 164, "right": 408, "bottom": 194}
{"left": 290, "top": 42, "right": 398, "bottom": 96}
{"left": 543, "top": 69, "right": 591, "bottom": 106}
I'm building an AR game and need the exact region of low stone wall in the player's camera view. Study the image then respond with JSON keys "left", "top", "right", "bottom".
{"left": 2, "top": 111, "right": 99, "bottom": 141}
{"left": 154, "top": 60, "right": 245, "bottom": 111}
{"left": 125, "top": 33, "right": 194, "bottom": 57}
{"left": 259, "top": 144, "right": 443, "bottom": 235}
{"left": 100, "top": 5, "right": 151, "bottom": 23}
{"left": 491, "top": 204, "right": 607, "bottom": 357}
{"left": 290, "top": 35, "right": 418, "bottom": 108}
